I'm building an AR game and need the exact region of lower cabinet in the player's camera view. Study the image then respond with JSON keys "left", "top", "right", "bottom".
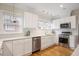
{"left": 69, "top": 35, "right": 78, "bottom": 49}
{"left": 12, "top": 38, "right": 32, "bottom": 56}
{"left": 41, "top": 36, "right": 58, "bottom": 50}
{"left": 2, "top": 38, "right": 32, "bottom": 56}
{"left": 2, "top": 35, "right": 58, "bottom": 56}
{"left": 12, "top": 39, "right": 24, "bottom": 56}
{"left": 2, "top": 40, "right": 13, "bottom": 56}
{"left": 24, "top": 38, "right": 32, "bottom": 55}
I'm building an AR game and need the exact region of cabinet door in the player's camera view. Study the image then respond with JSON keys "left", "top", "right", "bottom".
{"left": 51, "top": 36, "right": 58, "bottom": 44}
{"left": 69, "top": 36, "right": 76, "bottom": 49}
{"left": 70, "top": 16, "right": 76, "bottom": 29}
{"left": 45, "top": 37, "right": 51, "bottom": 47}
{"left": 24, "top": 38, "right": 32, "bottom": 55}
{"left": 24, "top": 12, "right": 38, "bottom": 28}
{"left": 52, "top": 20, "right": 60, "bottom": 29}
{"left": 0, "top": 13, "right": 4, "bottom": 34}
{"left": 41, "top": 36, "right": 58, "bottom": 50}
{"left": 47, "top": 36, "right": 55, "bottom": 46}
{"left": 24, "top": 12, "right": 32, "bottom": 28}
{"left": 45, "top": 36, "right": 56, "bottom": 47}
{"left": 32, "top": 14, "right": 38, "bottom": 28}
{"left": 2, "top": 40, "right": 13, "bottom": 56}
{"left": 41, "top": 37, "right": 47, "bottom": 50}
{"left": 41, "top": 36, "right": 53, "bottom": 50}
{"left": 13, "top": 39, "right": 24, "bottom": 56}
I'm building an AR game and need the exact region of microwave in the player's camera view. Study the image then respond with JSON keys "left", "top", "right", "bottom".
{"left": 60, "top": 23, "right": 71, "bottom": 28}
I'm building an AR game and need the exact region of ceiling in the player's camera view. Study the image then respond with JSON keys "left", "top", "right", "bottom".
{"left": 23, "top": 3, "right": 79, "bottom": 19}
{"left": 1, "top": 3, "right": 79, "bottom": 20}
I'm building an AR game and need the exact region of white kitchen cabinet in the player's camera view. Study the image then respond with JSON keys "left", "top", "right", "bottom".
{"left": 45, "top": 36, "right": 55, "bottom": 47}
{"left": 52, "top": 16, "right": 77, "bottom": 29}
{"left": 49, "top": 36, "right": 58, "bottom": 45}
{"left": 69, "top": 35, "right": 78, "bottom": 49}
{"left": 24, "top": 12, "right": 38, "bottom": 28}
{"left": 52, "top": 20, "right": 60, "bottom": 29}
{"left": 41, "top": 35, "right": 58, "bottom": 50}
{"left": 12, "top": 39, "right": 24, "bottom": 56}
{"left": 2, "top": 40, "right": 13, "bottom": 56}
{"left": 41, "top": 36, "right": 48, "bottom": 50}
{"left": 12, "top": 38, "right": 32, "bottom": 56}
{"left": 24, "top": 38, "right": 32, "bottom": 56}
{"left": 0, "top": 13, "right": 4, "bottom": 34}
{"left": 69, "top": 16, "right": 77, "bottom": 29}
{"left": 2, "top": 38, "right": 32, "bottom": 56}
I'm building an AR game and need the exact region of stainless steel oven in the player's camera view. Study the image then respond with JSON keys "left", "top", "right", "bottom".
{"left": 59, "top": 32, "right": 72, "bottom": 48}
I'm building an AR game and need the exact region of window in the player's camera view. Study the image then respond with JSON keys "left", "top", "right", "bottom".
{"left": 4, "top": 14, "right": 23, "bottom": 33}
{"left": 38, "top": 21, "right": 52, "bottom": 29}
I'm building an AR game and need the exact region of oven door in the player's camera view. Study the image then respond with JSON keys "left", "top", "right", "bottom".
{"left": 59, "top": 37, "right": 68, "bottom": 43}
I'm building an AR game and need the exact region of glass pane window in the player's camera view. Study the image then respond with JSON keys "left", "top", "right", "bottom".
{"left": 4, "top": 14, "right": 22, "bottom": 32}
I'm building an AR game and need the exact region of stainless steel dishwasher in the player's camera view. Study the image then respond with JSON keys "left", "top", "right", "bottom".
{"left": 32, "top": 36, "right": 41, "bottom": 52}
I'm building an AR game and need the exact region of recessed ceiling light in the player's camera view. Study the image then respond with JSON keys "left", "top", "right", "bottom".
{"left": 60, "top": 4, "right": 63, "bottom": 8}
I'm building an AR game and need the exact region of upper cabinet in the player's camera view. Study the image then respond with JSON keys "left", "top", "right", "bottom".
{"left": 52, "top": 16, "right": 77, "bottom": 29}
{"left": 68, "top": 16, "right": 76, "bottom": 29}
{"left": 52, "top": 19, "right": 60, "bottom": 29}
{"left": 24, "top": 12, "right": 38, "bottom": 28}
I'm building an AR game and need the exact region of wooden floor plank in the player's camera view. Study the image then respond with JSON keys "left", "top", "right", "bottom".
{"left": 31, "top": 45, "right": 73, "bottom": 56}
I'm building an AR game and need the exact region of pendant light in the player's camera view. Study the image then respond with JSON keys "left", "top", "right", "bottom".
{"left": 12, "top": 3, "right": 16, "bottom": 23}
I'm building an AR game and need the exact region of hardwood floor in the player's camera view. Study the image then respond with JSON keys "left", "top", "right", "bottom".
{"left": 31, "top": 45, "right": 73, "bottom": 56}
